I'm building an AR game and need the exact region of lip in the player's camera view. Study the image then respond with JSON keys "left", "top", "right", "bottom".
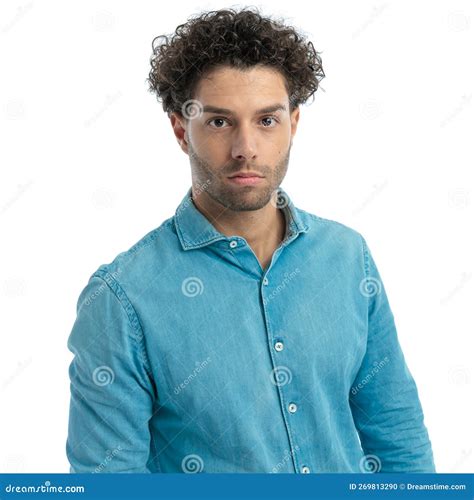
{"left": 227, "top": 175, "right": 264, "bottom": 186}
{"left": 228, "top": 172, "right": 264, "bottom": 178}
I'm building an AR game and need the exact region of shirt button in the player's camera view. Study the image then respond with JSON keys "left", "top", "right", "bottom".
{"left": 288, "top": 402, "right": 298, "bottom": 413}
{"left": 229, "top": 240, "right": 238, "bottom": 249}
{"left": 274, "top": 341, "right": 284, "bottom": 352}
{"left": 301, "top": 465, "right": 311, "bottom": 473}
{"left": 263, "top": 277, "right": 269, "bottom": 285}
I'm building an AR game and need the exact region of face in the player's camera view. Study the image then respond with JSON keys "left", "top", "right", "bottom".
{"left": 171, "top": 65, "right": 300, "bottom": 212}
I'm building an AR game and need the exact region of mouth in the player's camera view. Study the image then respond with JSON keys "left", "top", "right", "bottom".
{"left": 227, "top": 172, "right": 265, "bottom": 186}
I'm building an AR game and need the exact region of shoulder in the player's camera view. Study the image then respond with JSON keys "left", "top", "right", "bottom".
{"left": 296, "top": 207, "right": 366, "bottom": 253}
{"left": 87, "top": 216, "right": 177, "bottom": 289}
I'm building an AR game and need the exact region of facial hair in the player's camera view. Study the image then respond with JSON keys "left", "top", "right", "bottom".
{"left": 188, "top": 142, "right": 292, "bottom": 212}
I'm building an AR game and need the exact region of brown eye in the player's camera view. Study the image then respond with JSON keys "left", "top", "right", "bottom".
{"left": 208, "top": 118, "right": 229, "bottom": 128}
{"left": 261, "top": 116, "right": 278, "bottom": 127}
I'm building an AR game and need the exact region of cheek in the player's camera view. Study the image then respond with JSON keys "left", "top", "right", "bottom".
{"left": 195, "top": 133, "right": 229, "bottom": 158}
{"left": 265, "top": 126, "right": 290, "bottom": 146}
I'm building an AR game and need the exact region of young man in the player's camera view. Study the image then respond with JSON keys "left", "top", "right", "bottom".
{"left": 66, "top": 8, "right": 435, "bottom": 473}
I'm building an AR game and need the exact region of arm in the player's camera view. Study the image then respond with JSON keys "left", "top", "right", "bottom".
{"left": 66, "top": 271, "right": 156, "bottom": 473}
{"left": 349, "top": 236, "right": 435, "bottom": 472}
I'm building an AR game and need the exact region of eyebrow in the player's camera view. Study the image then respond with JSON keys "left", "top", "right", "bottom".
{"left": 202, "top": 103, "right": 287, "bottom": 115}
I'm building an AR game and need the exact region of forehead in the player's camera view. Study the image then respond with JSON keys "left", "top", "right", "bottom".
{"left": 193, "top": 65, "right": 289, "bottom": 107}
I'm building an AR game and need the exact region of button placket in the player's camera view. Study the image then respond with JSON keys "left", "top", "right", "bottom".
{"left": 261, "top": 273, "right": 303, "bottom": 473}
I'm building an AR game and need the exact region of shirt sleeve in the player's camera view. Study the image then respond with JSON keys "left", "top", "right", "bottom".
{"left": 66, "top": 271, "right": 157, "bottom": 473}
{"left": 349, "top": 236, "right": 436, "bottom": 472}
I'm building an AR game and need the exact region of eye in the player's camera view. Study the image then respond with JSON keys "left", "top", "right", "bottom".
{"left": 261, "top": 116, "right": 279, "bottom": 127}
{"left": 206, "top": 116, "right": 279, "bottom": 129}
{"left": 207, "top": 117, "right": 230, "bottom": 129}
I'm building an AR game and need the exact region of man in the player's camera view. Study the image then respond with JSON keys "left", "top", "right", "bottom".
{"left": 66, "top": 7, "right": 435, "bottom": 473}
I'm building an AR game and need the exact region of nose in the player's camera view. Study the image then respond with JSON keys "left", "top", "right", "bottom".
{"left": 231, "top": 122, "right": 257, "bottom": 162}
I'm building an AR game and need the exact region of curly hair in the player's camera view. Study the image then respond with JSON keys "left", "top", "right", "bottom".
{"left": 147, "top": 7, "right": 325, "bottom": 118}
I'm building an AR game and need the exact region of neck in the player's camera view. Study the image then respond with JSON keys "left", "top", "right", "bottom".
{"left": 191, "top": 189, "right": 287, "bottom": 268}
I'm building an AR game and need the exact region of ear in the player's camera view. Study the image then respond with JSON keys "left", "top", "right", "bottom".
{"left": 290, "top": 106, "right": 300, "bottom": 140}
{"left": 170, "top": 112, "right": 189, "bottom": 154}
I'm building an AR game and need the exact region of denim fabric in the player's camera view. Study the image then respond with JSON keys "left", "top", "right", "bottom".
{"left": 66, "top": 186, "right": 435, "bottom": 473}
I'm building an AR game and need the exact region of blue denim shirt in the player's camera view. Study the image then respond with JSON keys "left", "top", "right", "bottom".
{"left": 66, "top": 186, "right": 435, "bottom": 473}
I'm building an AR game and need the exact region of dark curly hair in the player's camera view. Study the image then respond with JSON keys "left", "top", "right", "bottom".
{"left": 147, "top": 7, "right": 325, "bottom": 118}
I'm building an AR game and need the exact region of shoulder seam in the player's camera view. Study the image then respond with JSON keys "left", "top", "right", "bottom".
{"left": 106, "top": 218, "right": 174, "bottom": 270}
{"left": 360, "top": 234, "right": 370, "bottom": 279}
{"left": 305, "top": 211, "right": 365, "bottom": 236}
{"left": 91, "top": 269, "right": 153, "bottom": 377}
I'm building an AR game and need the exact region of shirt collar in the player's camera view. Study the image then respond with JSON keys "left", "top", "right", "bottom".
{"left": 174, "top": 185, "right": 309, "bottom": 251}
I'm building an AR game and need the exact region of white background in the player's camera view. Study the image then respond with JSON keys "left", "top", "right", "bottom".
{"left": 0, "top": 0, "right": 472, "bottom": 473}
